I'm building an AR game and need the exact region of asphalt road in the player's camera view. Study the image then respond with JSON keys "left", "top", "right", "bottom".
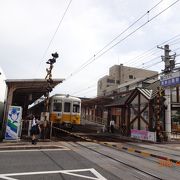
{"left": 0, "top": 147, "right": 118, "bottom": 180}
{"left": 0, "top": 141, "right": 180, "bottom": 180}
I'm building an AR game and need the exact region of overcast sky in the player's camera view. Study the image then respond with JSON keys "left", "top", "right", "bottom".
{"left": 0, "top": 0, "right": 180, "bottom": 98}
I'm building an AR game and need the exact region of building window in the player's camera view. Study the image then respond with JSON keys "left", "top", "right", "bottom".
{"left": 107, "top": 79, "right": 115, "bottom": 83}
{"left": 171, "top": 87, "right": 177, "bottom": 103}
{"left": 129, "top": 75, "right": 133, "bottom": 79}
{"left": 99, "top": 81, "right": 102, "bottom": 90}
{"left": 172, "top": 109, "right": 180, "bottom": 132}
{"left": 116, "top": 80, "right": 120, "bottom": 84}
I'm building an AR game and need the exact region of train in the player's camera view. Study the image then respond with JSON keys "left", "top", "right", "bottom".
{"left": 31, "top": 94, "right": 81, "bottom": 128}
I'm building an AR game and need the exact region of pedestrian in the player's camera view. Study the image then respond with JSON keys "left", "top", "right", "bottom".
{"left": 122, "top": 123, "right": 126, "bottom": 135}
{"left": 110, "top": 119, "right": 115, "bottom": 133}
{"left": 30, "top": 116, "right": 40, "bottom": 144}
{"left": 102, "top": 124, "right": 106, "bottom": 133}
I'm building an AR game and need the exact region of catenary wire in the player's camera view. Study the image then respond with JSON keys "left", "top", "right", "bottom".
{"left": 125, "top": 33, "right": 180, "bottom": 66}
{"left": 33, "top": 0, "right": 73, "bottom": 77}
{"left": 65, "top": 0, "right": 179, "bottom": 80}
{"left": 67, "top": 47, "right": 179, "bottom": 96}
{"left": 65, "top": 0, "right": 164, "bottom": 79}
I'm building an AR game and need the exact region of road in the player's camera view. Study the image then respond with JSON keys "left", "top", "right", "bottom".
{"left": 0, "top": 146, "right": 116, "bottom": 180}
{"left": 0, "top": 141, "right": 180, "bottom": 179}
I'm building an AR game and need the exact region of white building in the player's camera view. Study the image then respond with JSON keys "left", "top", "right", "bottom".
{"left": 97, "top": 64, "right": 158, "bottom": 96}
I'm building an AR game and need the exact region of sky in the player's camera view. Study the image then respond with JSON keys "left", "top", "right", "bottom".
{"left": 0, "top": 0, "right": 180, "bottom": 98}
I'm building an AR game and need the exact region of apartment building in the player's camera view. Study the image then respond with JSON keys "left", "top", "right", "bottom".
{"left": 97, "top": 64, "right": 158, "bottom": 96}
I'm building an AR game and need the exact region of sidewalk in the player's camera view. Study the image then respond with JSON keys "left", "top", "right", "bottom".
{"left": 0, "top": 139, "right": 63, "bottom": 151}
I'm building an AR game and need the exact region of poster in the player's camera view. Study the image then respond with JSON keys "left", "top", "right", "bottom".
{"left": 5, "top": 106, "right": 22, "bottom": 140}
{"left": 131, "top": 129, "right": 156, "bottom": 142}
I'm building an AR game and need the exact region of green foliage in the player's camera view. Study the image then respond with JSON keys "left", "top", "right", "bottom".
{"left": 172, "top": 110, "right": 180, "bottom": 123}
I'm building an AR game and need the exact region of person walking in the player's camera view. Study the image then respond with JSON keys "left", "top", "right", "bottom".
{"left": 30, "top": 116, "right": 39, "bottom": 144}
{"left": 110, "top": 119, "right": 115, "bottom": 133}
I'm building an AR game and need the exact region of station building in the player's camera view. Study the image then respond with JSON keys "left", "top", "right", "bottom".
{"left": 82, "top": 65, "right": 180, "bottom": 142}
{"left": 0, "top": 78, "right": 64, "bottom": 140}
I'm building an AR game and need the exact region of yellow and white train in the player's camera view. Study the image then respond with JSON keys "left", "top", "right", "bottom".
{"left": 29, "top": 94, "right": 81, "bottom": 128}
{"left": 44, "top": 94, "right": 81, "bottom": 128}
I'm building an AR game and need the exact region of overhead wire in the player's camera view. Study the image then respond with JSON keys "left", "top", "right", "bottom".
{"left": 62, "top": 0, "right": 180, "bottom": 97}
{"left": 71, "top": 35, "right": 180, "bottom": 97}
{"left": 65, "top": 0, "right": 179, "bottom": 80}
{"left": 92, "top": 0, "right": 180, "bottom": 66}
{"left": 126, "top": 33, "right": 180, "bottom": 66}
{"left": 65, "top": 0, "right": 164, "bottom": 80}
{"left": 33, "top": 0, "right": 73, "bottom": 77}
{"left": 70, "top": 44, "right": 180, "bottom": 96}
{"left": 41, "top": 0, "right": 73, "bottom": 60}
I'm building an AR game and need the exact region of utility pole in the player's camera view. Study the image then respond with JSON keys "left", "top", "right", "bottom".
{"left": 158, "top": 44, "right": 176, "bottom": 141}
{"left": 157, "top": 44, "right": 176, "bottom": 73}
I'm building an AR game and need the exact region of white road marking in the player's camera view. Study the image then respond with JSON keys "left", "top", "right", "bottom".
{"left": 0, "top": 168, "right": 107, "bottom": 180}
{"left": 0, "top": 146, "right": 70, "bottom": 153}
{"left": 0, "top": 176, "right": 18, "bottom": 180}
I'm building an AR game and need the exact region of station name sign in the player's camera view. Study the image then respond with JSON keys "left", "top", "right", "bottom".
{"left": 160, "top": 71, "right": 180, "bottom": 87}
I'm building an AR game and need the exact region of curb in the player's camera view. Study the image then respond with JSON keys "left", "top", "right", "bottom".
{"left": 0, "top": 145, "right": 63, "bottom": 151}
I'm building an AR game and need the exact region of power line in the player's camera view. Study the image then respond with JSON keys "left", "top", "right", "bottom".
{"left": 126, "top": 33, "right": 180, "bottom": 66}
{"left": 93, "top": 0, "right": 180, "bottom": 64}
{"left": 42, "top": 0, "right": 73, "bottom": 59}
{"left": 66, "top": 0, "right": 179, "bottom": 80}
{"left": 65, "top": 0, "right": 163, "bottom": 79}
{"left": 71, "top": 83, "right": 97, "bottom": 95}
{"left": 34, "top": 0, "right": 73, "bottom": 77}
{"left": 69, "top": 46, "right": 178, "bottom": 97}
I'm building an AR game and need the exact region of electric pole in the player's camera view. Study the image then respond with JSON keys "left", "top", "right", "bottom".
{"left": 157, "top": 44, "right": 176, "bottom": 73}
{"left": 158, "top": 44, "right": 176, "bottom": 141}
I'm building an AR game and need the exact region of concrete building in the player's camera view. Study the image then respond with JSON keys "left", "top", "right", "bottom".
{"left": 97, "top": 64, "right": 158, "bottom": 96}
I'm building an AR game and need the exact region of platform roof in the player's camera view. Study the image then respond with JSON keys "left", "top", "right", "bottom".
{"left": 82, "top": 96, "right": 113, "bottom": 106}
{"left": 5, "top": 79, "right": 64, "bottom": 105}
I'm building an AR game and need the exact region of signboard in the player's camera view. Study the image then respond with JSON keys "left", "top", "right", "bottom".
{"left": 131, "top": 129, "right": 156, "bottom": 142}
{"left": 160, "top": 71, "right": 180, "bottom": 86}
{"left": 5, "top": 106, "right": 22, "bottom": 140}
{"left": 148, "top": 131, "right": 157, "bottom": 142}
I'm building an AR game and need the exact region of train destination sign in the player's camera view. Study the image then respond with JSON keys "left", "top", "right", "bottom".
{"left": 160, "top": 71, "right": 180, "bottom": 87}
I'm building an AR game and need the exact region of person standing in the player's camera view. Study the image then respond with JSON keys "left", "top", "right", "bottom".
{"left": 110, "top": 119, "right": 115, "bottom": 133}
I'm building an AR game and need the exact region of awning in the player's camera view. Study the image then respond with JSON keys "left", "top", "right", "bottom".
{"left": 6, "top": 78, "right": 64, "bottom": 106}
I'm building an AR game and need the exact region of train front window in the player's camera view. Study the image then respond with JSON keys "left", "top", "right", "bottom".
{"left": 53, "top": 102, "right": 62, "bottom": 112}
{"left": 64, "top": 102, "right": 71, "bottom": 112}
{"left": 73, "top": 103, "right": 80, "bottom": 113}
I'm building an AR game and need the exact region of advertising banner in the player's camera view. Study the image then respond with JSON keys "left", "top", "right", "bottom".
{"left": 131, "top": 129, "right": 156, "bottom": 142}
{"left": 5, "top": 106, "right": 22, "bottom": 140}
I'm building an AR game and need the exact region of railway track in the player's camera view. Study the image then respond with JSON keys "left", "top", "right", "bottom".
{"left": 52, "top": 126, "right": 163, "bottom": 179}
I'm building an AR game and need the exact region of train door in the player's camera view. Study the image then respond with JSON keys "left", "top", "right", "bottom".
{"left": 72, "top": 101, "right": 81, "bottom": 125}
{"left": 50, "top": 98, "right": 62, "bottom": 123}
{"left": 62, "top": 100, "right": 72, "bottom": 128}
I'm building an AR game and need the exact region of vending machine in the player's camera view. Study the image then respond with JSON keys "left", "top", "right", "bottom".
{"left": 5, "top": 106, "right": 22, "bottom": 140}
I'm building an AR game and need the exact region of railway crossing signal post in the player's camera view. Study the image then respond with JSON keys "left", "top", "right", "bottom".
{"left": 45, "top": 52, "right": 59, "bottom": 114}
{"left": 44, "top": 52, "right": 59, "bottom": 139}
